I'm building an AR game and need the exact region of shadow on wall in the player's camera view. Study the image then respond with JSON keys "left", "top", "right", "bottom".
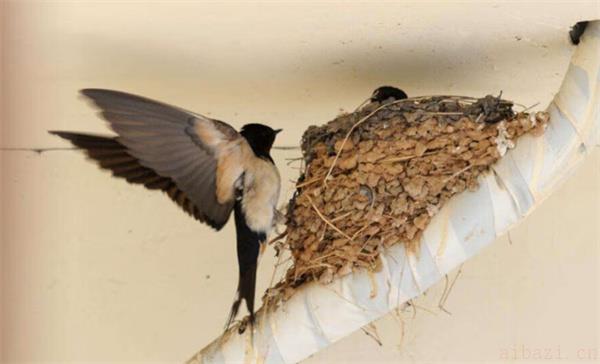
{"left": 70, "top": 27, "right": 570, "bottom": 101}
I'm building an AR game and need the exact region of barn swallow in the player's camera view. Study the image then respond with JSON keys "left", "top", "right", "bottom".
{"left": 569, "top": 21, "right": 589, "bottom": 45}
{"left": 370, "top": 86, "right": 408, "bottom": 103}
{"left": 50, "top": 89, "right": 281, "bottom": 331}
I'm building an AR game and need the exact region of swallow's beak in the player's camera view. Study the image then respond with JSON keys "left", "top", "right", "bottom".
{"left": 274, "top": 128, "right": 283, "bottom": 134}
{"left": 370, "top": 90, "right": 380, "bottom": 101}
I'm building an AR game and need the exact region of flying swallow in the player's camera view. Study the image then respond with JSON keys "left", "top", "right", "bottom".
{"left": 370, "top": 86, "right": 408, "bottom": 103}
{"left": 50, "top": 89, "right": 282, "bottom": 331}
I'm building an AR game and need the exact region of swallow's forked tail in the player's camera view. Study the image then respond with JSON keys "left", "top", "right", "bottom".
{"left": 226, "top": 200, "right": 263, "bottom": 332}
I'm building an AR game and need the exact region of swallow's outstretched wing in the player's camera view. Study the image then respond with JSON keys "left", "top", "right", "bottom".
{"left": 51, "top": 89, "right": 247, "bottom": 230}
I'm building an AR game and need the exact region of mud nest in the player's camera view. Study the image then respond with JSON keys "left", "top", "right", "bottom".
{"left": 264, "top": 95, "right": 549, "bottom": 305}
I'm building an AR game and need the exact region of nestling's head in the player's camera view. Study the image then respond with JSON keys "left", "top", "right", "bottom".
{"left": 370, "top": 86, "right": 408, "bottom": 103}
{"left": 240, "top": 123, "right": 282, "bottom": 158}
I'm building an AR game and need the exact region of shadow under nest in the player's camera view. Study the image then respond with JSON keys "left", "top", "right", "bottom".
{"left": 261, "top": 94, "right": 548, "bottom": 312}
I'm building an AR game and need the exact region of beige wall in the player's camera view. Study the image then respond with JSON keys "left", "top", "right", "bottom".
{"left": 1, "top": 1, "right": 598, "bottom": 363}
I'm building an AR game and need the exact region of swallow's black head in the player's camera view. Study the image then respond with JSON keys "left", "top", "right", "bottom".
{"left": 240, "top": 123, "right": 282, "bottom": 160}
{"left": 371, "top": 86, "right": 408, "bottom": 103}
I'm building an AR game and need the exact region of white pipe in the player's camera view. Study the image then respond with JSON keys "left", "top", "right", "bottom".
{"left": 188, "top": 20, "right": 600, "bottom": 364}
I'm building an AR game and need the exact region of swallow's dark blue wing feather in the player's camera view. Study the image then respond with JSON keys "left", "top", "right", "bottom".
{"left": 54, "top": 89, "right": 240, "bottom": 230}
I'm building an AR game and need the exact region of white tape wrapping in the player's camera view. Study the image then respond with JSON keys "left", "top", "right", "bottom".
{"left": 189, "top": 21, "right": 600, "bottom": 364}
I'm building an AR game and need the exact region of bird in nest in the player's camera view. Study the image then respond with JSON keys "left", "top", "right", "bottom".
{"left": 370, "top": 85, "right": 408, "bottom": 103}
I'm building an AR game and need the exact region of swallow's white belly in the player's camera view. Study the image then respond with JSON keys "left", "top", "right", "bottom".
{"left": 241, "top": 158, "right": 281, "bottom": 233}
